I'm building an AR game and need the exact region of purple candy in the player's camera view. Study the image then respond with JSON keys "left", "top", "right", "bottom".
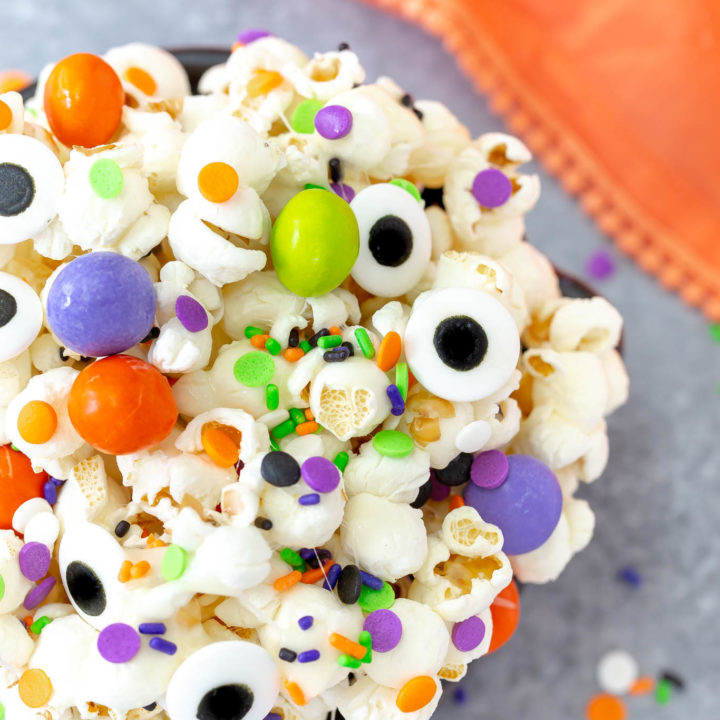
{"left": 23, "top": 576, "right": 56, "bottom": 610}
{"left": 149, "top": 637, "right": 177, "bottom": 655}
{"left": 470, "top": 450, "right": 509, "bottom": 490}
{"left": 314, "top": 106, "right": 353, "bottom": 140}
{"left": 451, "top": 616, "right": 486, "bottom": 652}
{"left": 430, "top": 470, "right": 450, "bottom": 502}
{"left": 360, "top": 570, "right": 383, "bottom": 590}
{"left": 464, "top": 455, "right": 562, "bottom": 555}
{"left": 19, "top": 542, "right": 51, "bottom": 582}
{"left": 236, "top": 29, "right": 272, "bottom": 44}
{"left": 298, "top": 493, "right": 320, "bottom": 506}
{"left": 330, "top": 182, "right": 355, "bottom": 202}
{"left": 298, "top": 649, "right": 320, "bottom": 663}
{"left": 97, "top": 623, "right": 141, "bottom": 663}
{"left": 323, "top": 563, "right": 341, "bottom": 590}
{"left": 46, "top": 252, "right": 156, "bottom": 357}
{"left": 298, "top": 615, "right": 314, "bottom": 630}
{"left": 386, "top": 384, "right": 405, "bottom": 416}
{"left": 471, "top": 168, "right": 512, "bottom": 208}
{"left": 587, "top": 250, "right": 616, "bottom": 279}
{"left": 363, "top": 609, "right": 402, "bottom": 652}
{"left": 301, "top": 457, "right": 340, "bottom": 493}
{"left": 175, "top": 295, "right": 208, "bottom": 333}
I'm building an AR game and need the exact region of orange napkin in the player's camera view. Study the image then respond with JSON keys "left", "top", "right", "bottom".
{"left": 360, "top": 0, "right": 720, "bottom": 318}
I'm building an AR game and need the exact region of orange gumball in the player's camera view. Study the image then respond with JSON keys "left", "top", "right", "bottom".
{"left": 0, "top": 445, "right": 48, "bottom": 529}
{"left": 487, "top": 579, "right": 521, "bottom": 653}
{"left": 43, "top": 53, "right": 125, "bottom": 148}
{"left": 68, "top": 354, "right": 178, "bottom": 455}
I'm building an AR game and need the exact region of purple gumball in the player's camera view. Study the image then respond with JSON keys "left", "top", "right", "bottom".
{"left": 463, "top": 454, "right": 562, "bottom": 556}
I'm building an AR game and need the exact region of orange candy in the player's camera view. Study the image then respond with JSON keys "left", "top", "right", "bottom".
{"left": 295, "top": 420, "right": 319, "bottom": 436}
{"left": 198, "top": 161, "right": 239, "bottom": 204}
{"left": 250, "top": 333, "right": 270, "bottom": 349}
{"left": 17, "top": 400, "right": 57, "bottom": 445}
{"left": 395, "top": 676, "right": 437, "bottom": 713}
{"left": 487, "top": 579, "right": 521, "bottom": 653}
{"left": 43, "top": 53, "right": 124, "bottom": 148}
{"left": 124, "top": 66, "right": 157, "bottom": 96}
{"left": 585, "top": 694, "right": 626, "bottom": 720}
{"left": 201, "top": 426, "right": 240, "bottom": 468}
{"left": 68, "top": 354, "right": 178, "bottom": 455}
{"left": 377, "top": 331, "right": 402, "bottom": 372}
{"left": 0, "top": 445, "right": 48, "bottom": 529}
{"left": 247, "top": 69, "right": 284, "bottom": 98}
{"left": 0, "top": 99, "right": 13, "bottom": 131}
{"left": 283, "top": 347, "right": 305, "bottom": 363}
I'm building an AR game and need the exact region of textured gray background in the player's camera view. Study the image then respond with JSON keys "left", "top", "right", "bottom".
{"left": 2, "top": 0, "right": 716, "bottom": 717}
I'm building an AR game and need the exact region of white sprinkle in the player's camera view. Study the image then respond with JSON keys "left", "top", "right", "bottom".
{"left": 596, "top": 649, "right": 639, "bottom": 695}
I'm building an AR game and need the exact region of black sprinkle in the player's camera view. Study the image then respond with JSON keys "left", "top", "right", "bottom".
{"left": 306, "top": 549, "right": 332, "bottom": 569}
{"left": 324, "top": 348, "right": 350, "bottom": 362}
{"left": 660, "top": 671, "right": 686, "bottom": 690}
{"left": 0, "top": 163, "right": 35, "bottom": 217}
{"left": 352, "top": 82, "right": 362, "bottom": 89}
{"left": 410, "top": 478, "right": 433, "bottom": 508}
{"left": 65, "top": 561, "right": 106, "bottom": 617}
{"left": 260, "top": 451, "right": 301, "bottom": 487}
{"left": 197, "top": 684, "right": 253, "bottom": 720}
{"left": 327, "top": 712, "right": 346, "bottom": 720}
{"left": 288, "top": 327, "right": 299, "bottom": 348}
{"left": 433, "top": 315, "right": 488, "bottom": 371}
{"left": 58, "top": 346, "right": 69, "bottom": 362}
{"left": 279, "top": 647, "right": 297, "bottom": 662}
{"left": 348, "top": 673, "right": 357, "bottom": 686}
{"left": 340, "top": 341, "right": 355, "bottom": 357}
{"left": 143, "top": 703, "right": 157, "bottom": 711}
{"left": 329, "top": 157, "right": 343, "bottom": 183}
{"left": 308, "top": 328, "right": 330, "bottom": 348}
{"left": 80, "top": 356, "right": 92, "bottom": 363}
{"left": 141, "top": 326, "right": 160, "bottom": 343}
{"left": 114, "top": 520, "right": 131, "bottom": 538}
{"left": 254, "top": 516, "right": 273, "bottom": 531}
{"left": 413, "top": 107, "right": 424, "bottom": 120}
{"left": 434, "top": 453, "right": 473, "bottom": 487}
{"left": 337, "top": 564, "right": 362, "bottom": 604}
{"left": 421, "top": 186, "right": 445, "bottom": 209}
{"left": 369, "top": 215, "right": 413, "bottom": 268}
{"left": 400, "top": 93, "right": 414, "bottom": 107}
{"left": 337, "top": 42, "right": 351, "bottom": 51}
{"left": 0, "top": 289, "right": 17, "bottom": 328}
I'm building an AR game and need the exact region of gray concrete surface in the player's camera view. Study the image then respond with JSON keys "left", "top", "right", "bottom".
{"left": 2, "top": 0, "right": 716, "bottom": 717}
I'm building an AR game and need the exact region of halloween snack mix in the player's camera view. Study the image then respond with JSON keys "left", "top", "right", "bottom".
{"left": 0, "top": 34, "right": 628, "bottom": 720}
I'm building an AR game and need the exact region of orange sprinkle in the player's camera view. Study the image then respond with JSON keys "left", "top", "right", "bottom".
{"left": 23, "top": 615, "right": 33, "bottom": 629}
{"left": 17, "top": 400, "right": 57, "bottom": 445}
{"left": 201, "top": 426, "right": 240, "bottom": 468}
{"left": 247, "top": 69, "right": 284, "bottom": 98}
{"left": 585, "top": 694, "right": 626, "bottom": 720}
{"left": 273, "top": 570, "right": 302, "bottom": 591}
{"left": 448, "top": 495, "right": 465, "bottom": 511}
{"left": 304, "top": 408, "right": 314, "bottom": 421}
{"left": 295, "top": 420, "right": 319, "bottom": 436}
{"left": 377, "top": 331, "right": 402, "bottom": 372}
{"left": 18, "top": 668, "right": 53, "bottom": 708}
{"left": 283, "top": 347, "right": 305, "bottom": 363}
{"left": 146, "top": 534, "right": 167, "bottom": 549}
{"left": 328, "top": 633, "right": 367, "bottom": 660}
{"left": 198, "top": 161, "right": 239, "bottom": 204}
{"left": 300, "top": 560, "right": 334, "bottom": 584}
{"left": 118, "top": 560, "right": 132, "bottom": 583}
{"left": 0, "top": 99, "right": 12, "bottom": 131}
{"left": 629, "top": 677, "right": 655, "bottom": 696}
{"left": 284, "top": 680, "right": 307, "bottom": 706}
{"left": 129, "top": 560, "right": 151, "bottom": 579}
{"left": 329, "top": 326, "right": 343, "bottom": 336}
{"left": 231, "top": 41, "right": 243, "bottom": 52}
{"left": 396, "top": 676, "right": 437, "bottom": 713}
{"left": 250, "top": 333, "right": 270, "bottom": 349}
{"left": 124, "top": 66, "right": 157, "bottom": 96}
{"left": 408, "top": 368, "right": 417, "bottom": 388}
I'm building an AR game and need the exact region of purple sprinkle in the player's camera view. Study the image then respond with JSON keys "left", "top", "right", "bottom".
{"left": 363, "top": 609, "right": 403, "bottom": 652}
{"left": 470, "top": 450, "right": 509, "bottom": 490}
{"left": 314, "top": 105, "right": 353, "bottom": 140}
{"left": 264, "top": 714, "right": 283, "bottom": 720}
{"left": 586, "top": 250, "right": 616, "bottom": 280}
{"left": 360, "top": 570, "right": 383, "bottom": 590}
{"left": 175, "top": 295, "right": 208, "bottom": 333}
{"left": 298, "top": 493, "right": 320, "bottom": 506}
{"left": 297, "top": 649, "right": 321, "bottom": 663}
{"left": 298, "top": 615, "right": 314, "bottom": 630}
{"left": 139, "top": 622, "right": 167, "bottom": 635}
{"left": 236, "top": 29, "right": 272, "bottom": 44}
{"left": 618, "top": 566, "right": 643, "bottom": 587}
{"left": 386, "top": 384, "right": 405, "bottom": 416}
{"left": 430, "top": 470, "right": 450, "bottom": 501}
{"left": 19, "top": 542, "right": 51, "bottom": 582}
{"left": 323, "top": 563, "right": 341, "bottom": 590}
{"left": 49, "top": 476, "right": 65, "bottom": 486}
{"left": 299, "top": 548, "right": 314, "bottom": 560}
{"left": 330, "top": 182, "right": 355, "bottom": 202}
{"left": 453, "top": 687, "right": 467, "bottom": 704}
{"left": 23, "top": 576, "right": 56, "bottom": 610}
{"left": 471, "top": 168, "right": 512, "bottom": 208}
{"left": 149, "top": 637, "right": 177, "bottom": 655}
{"left": 43, "top": 480, "right": 58, "bottom": 506}
{"left": 451, "top": 616, "right": 486, "bottom": 652}
{"left": 301, "top": 456, "right": 341, "bottom": 493}
{"left": 97, "top": 623, "right": 141, "bottom": 663}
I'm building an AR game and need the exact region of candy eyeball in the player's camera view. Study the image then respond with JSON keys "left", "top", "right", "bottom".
{"left": 350, "top": 183, "right": 431, "bottom": 298}
{"left": 0, "top": 271, "right": 43, "bottom": 362}
{"left": 165, "top": 640, "right": 279, "bottom": 720}
{"left": 404, "top": 287, "right": 520, "bottom": 402}
{"left": 0, "top": 134, "right": 64, "bottom": 245}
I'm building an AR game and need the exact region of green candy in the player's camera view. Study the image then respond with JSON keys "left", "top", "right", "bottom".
{"left": 89, "top": 158, "right": 124, "bottom": 199}
{"left": 655, "top": 678, "right": 672, "bottom": 705}
{"left": 292, "top": 99, "right": 324, "bottom": 133}
{"left": 390, "top": 177, "right": 422, "bottom": 202}
{"left": 273, "top": 418, "right": 296, "bottom": 439}
{"left": 280, "top": 547, "right": 306, "bottom": 572}
{"left": 30, "top": 616, "right": 52, "bottom": 634}
{"left": 372, "top": 429, "right": 414, "bottom": 458}
{"left": 289, "top": 408, "right": 306, "bottom": 426}
{"left": 269, "top": 435, "right": 280, "bottom": 452}
{"left": 317, "top": 334, "right": 342, "bottom": 349}
{"left": 337, "top": 653, "right": 362, "bottom": 669}
{"left": 358, "top": 581, "right": 395, "bottom": 613}
{"left": 395, "top": 362, "right": 409, "bottom": 401}
{"left": 234, "top": 351, "right": 275, "bottom": 387}
{"left": 244, "top": 325, "right": 264, "bottom": 339}
{"left": 161, "top": 544, "right": 188, "bottom": 581}
{"left": 299, "top": 340, "right": 312, "bottom": 353}
{"left": 333, "top": 451, "right": 349, "bottom": 472}
{"left": 354, "top": 327, "right": 374, "bottom": 358}
{"left": 265, "top": 337, "right": 282, "bottom": 355}
{"left": 271, "top": 189, "right": 359, "bottom": 297}
{"left": 266, "top": 383, "right": 279, "bottom": 410}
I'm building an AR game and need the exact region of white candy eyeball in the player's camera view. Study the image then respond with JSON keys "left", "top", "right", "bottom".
{"left": 165, "top": 641, "right": 279, "bottom": 720}
{"left": 0, "top": 271, "right": 43, "bottom": 361}
{"left": 0, "top": 134, "right": 64, "bottom": 245}
{"left": 350, "top": 182, "right": 431, "bottom": 297}
{"left": 404, "top": 287, "right": 520, "bottom": 402}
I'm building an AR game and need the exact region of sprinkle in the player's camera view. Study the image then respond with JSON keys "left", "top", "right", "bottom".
{"left": 629, "top": 676, "right": 655, "bottom": 695}
{"left": 288, "top": 328, "right": 299, "bottom": 347}
{"left": 23, "top": 576, "right": 56, "bottom": 610}
{"left": 451, "top": 616, "right": 486, "bottom": 652}
{"left": 295, "top": 420, "right": 319, "bottom": 436}
{"left": 19, "top": 542, "right": 51, "bottom": 582}
{"left": 386, "top": 384, "right": 405, "bottom": 416}
{"left": 284, "top": 680, "right": 307, "bottom": 706}
{"left": 299, "top": 340, "right": 312, "bottom": 353}
{"left": 329, "top": 159, "right": 343, "bottom": 184}
{"left": 17, "top": 400, "right": 57, "bottom": 445}
{"left": 269, "top": 435, "right": 280, "bottom": 451}
{"left": 139, "top": 622, "right": 166, "bottom": 635}
{"left": 302, "top": 456, "right": 341, "bottom": 493}
{"left": 89, "top": 158, "right": 124, "bottom": 199}
{"left": 396, "top": 676, "right": 437, "bottom": 713}
{"left": 201, "top": 426, "right": 239, "bottom": 468}
{"left": 236, "top": 28, "right": 272, "bottom": 44}
{"left": 114, "top": 520, "right": 131, "bottom": 538}
{"left": 247, "top": 69, "right": 284, "bottom": 98}
{"left": 329, "top": 326, "right": 343, "bottom": 336}
{"left": 261, "top": 451, "right": 301, "bottom": 486}
{"left": 149, "top": 637, "right": 177, "bottom": 655}
{"left": 124, "top": 66, "right": 157, "bottom": 96}
{"left": 274, "top": 570, "right": 302, "bottom": 591}
{"left": 301, "top": 561, "right": 334, "bottom": 584}
{"left": 264, "top": 714, "right": 282, "bottom": 720}
{"left": 283, "top": 346, "right": 305, "bottom": 362}
{"left": 317, "top": 334, "right": 343, "bottom": 349}
{"left": 660, "top": 671, "right": 685, "bottom": 690}
{"left": 280, "top": 548, "right": 307, "bottom": 572}
{"left": 175, "top": 295, "right": 208, "bottom": 332}
{"left": 118, "top": 560, "right": 132, "bottom": 583}
{"left": 304, "top": 183, "right": 327, "bottom": 190}
{"left": 18, "top": 669, "right": 53, "bottom": 708}
{"left": 144, "top": 704, "right": 158, "bottom": 712}
{"left": 617, "top": 566, "right": 643, "bottom": 587}
{"left": 453, "top": 687, "right": 467, "bottom": 704}
{"left": 97, "top": 623, "right": 141, "bottom": 663}
{"left": 234, "top": 351, "right": 275, "bottom": 387}
{"left": 308, "top": 328, "right": 330, "bottom": 347}
{"left": 337, "top": 565, "right": 362, "bottom": 604}
{"left": 161, "top": 545, "right": 188, "bottom": 581}
{"left": 265, "top": 337, "right": 282, "bottom": 355}
{"left": 354, "top": 327, "right": 374, "bottom": 358}
{"left": 304, "top": 408, "right": 315, "bottom": 420}
{"left": 292, "top": 99, "right": 324, "bottom": 134}
{"left": 377, "top": 331, "right": 402, "bottom": 371}
{"left": 360, "top": 570, "right": 383, "bottom": 591}
{"left": 585, "top": 694, "right": 626, "bottom": 720}
{"left": 358, "top": 581, "right": 395, "bottom": 612}
{"left": 129, "top": 561, "right": 151, "bottom": 580}
{"left": 337, "top": 653, "right": 362, "bottom": 669}
{"left": 298, "top": 493, "right": 320, "bottom": 506}
{"left": 289, "top": 408, "right": 306, "bottom": 426}
{"left": 254, "top": 516, "right": 273, "bottom": 531}
{"left": 272, "top": 418, "right": 296, "bottom": 439}
{"left": 333, "top": 451, "right": 349, "bottom": 472}
{"left": 470, "top": 450, "right": 509, "bottom": 489}
{"left": 266, "top": 383, "right": 279, "bottom": 410}
{"left": 315, "top": 105, "right": 353, "bottom": 140}
{"left": 298, "top": 649, "right": 320, "bottom": 663}
{"left": 587, "top": 250, "right": 616, "bottom": 280}
{"left": 331, "top": 182, "right": 355, "bottom": 202}
{"left": 250, "top": 333, "right": 270, "bottom": 348}
{"left": 198, "top": 161, "right": 239, "bottom": 204}
{"left": 372, "top": 429, "right": 414, "bottom": 458}
{"left": 43, "top": 480, "right": 58, "bottom": 506}
{"left": 395, "top": 362, "right": 409, "bottom": 400}
{"left": 323, "top": 563, "right": 342, "bottom": 590}
{"left": 710, "top": 323, "right": 720, "bottom": 343}
{"left": 324, "top": 347, "right": 350, "bottom": 362}
{"left": 30, "top": 616, "right": 52, "bottom": 634}
{"left": 341, "top": 340, "right": 355, "bottom": 357}
{"left": 448, "top": 495, "right": 465, "bottom": 511}
{"left": 596, "top": 650, "right": 638, "bottom": 695}
{"left": 363, "top": 609, "right": 402, "bottom": 652}
{"left": 298, "top": 616, "right": 314, "bottom": 630}
{"left": 655, "top": 678, "right": 672, "bottom": 705}
{"left": 389, "top": 178, "right": 422, "bottom": 202}
{"left": 244, "top": 325, "right": 264, "bottom": 339}
{"left": 279, "top": 647, "right": 297, "bottom": 662}
{"left": 471, "top": 168, "right": 512, "bottom": 208}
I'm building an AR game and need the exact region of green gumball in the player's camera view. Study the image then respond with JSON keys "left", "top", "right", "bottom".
{"left": 270, "top": 189, "right": 359, "bottom": 297}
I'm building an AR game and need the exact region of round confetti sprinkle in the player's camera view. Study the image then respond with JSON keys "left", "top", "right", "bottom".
{"left": 237, "top": 28, "right": 272, "bottom": 44}
{"left": 389, "top": 178, "right": 422, "bottom": 202}
{"left": 18, "top": 541, "right": 51, "bottom": 582}
{"left": 372, "top": 430, "right": 414, "bottom": 458}
{"left": 197, "top": 161, "right": 239, "bottom": 204}
{"left": 292, "top": 99, "right": 324, "bottom": 134}
{"left": 358, "top": 580, "right": 395, "bottom": 613}
{"left": 18, "top": 668, "right": 53, "bottom": 708}
{"left": 17, "top": 400, "right": 57, "bottom": 445}
{"left": 124, "top": 66, "right": 157, "bottom": 96}
{"left": 451, "top": 616, "right": 486, "bottom": 652}
{"left": 88, "top": 158, "right": 124, "bottom": 199}
{"left": 314, "top": 105, "right": 353, "bottom": 139}
{"left": 471, "top": 168, "right": 512, "bottom": 208}
{"left": 97, "top": 623, "right": 141, "bottom": 663}
{"left": 175, "top": 295, "right": 208, "bottom": 332}
{"left": 585, "top": 693, "right": 626, "bottom": 720}
{"left": 233, "top": 351, "right": 275, "bottom": 387}
{"left": 23, "top": 576, "right": 56, "bottom": 610}
{"left": 363, "top": 609, "right": 402, "bottom": 652}
{"left": 596, "top": 650, "right": 639, "bottom": 695}
{"left": 261, "top": 451, "right": 301, "bottom": 487}
{"left": 161, "top": 544, "right": 187, "bottom": 581}
{"left": 301, "top": 456, "right": 341, "bottom": 493}
{"left": 470, "top": 450, "right": 509, "bottom": 489}
{"left": 587, "top": 250, "right": 616, "bottom": 279}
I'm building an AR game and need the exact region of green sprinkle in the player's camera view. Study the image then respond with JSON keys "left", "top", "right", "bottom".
{"left": 265, "top": 337, "right": 282, "bottom": 355}
{"left": 289, "top": 408, "right": 306, "bottom": 426}
{"left": 269, "top": 435, "right": 280, "bottom": 452}
{"left": 273, "top": 418, "right": 296, "bottom": 439}
{"left": 292, "top": 99, "right": 324, "bottom": 134}
{"left": 358, "top": 630, "right": 372, "bottom": 648}
{"left": 89, "top": 158, "right": 124, "bottom": 199}
{"left": 317, "top": 334, "right": 342, "bottom": 349}
{"left": 299, "top": 340, "right": 312, "bottom": 353}
{"left": 655, "top": 678, "right": 672, "bottom": 705}
{"left": 358, "top": 581, "right": 395, "bottom": 613}
{"left": 710, "top": 323, "right": 720, "bottom": 343}
{"left": 395, "top": 362, "right": 409, "bottom": 401}
{"left": 337, "top": 653, "right": 362, "bottom": 669}
{"left": 161, "top": 545, "right": 188, "bottom": 581}
{"left": 390, "top": 177, "right": 422, "bottom": 202}
{"left": 354, "top": 327, "right": 374, "bottom": 358}
{"left": 372, "top": 429, "right": 414, "bottom": 458}
{"left": 26, "top": 107, "right": 38, "bottom": 118}
{"left": 0, "top": 700, "right": 4, "bottom": 720}
{"left": 266, "top": 383, "right": 279, "bottom": 410}
{"left": 0, "top": 573, "right": 4, "bottom": 602}
{"left": 304, "top": 183, "right": 327, "bottom": 190}
{"left": 333, "top": 451, "right": 349, "bottom": 472}
{"left": 234, "top": 351, "right": 275, "bottom": 387}
{"left": 10, "top": 445, "right": 19, "bottom": 452}
{"left": 280, "top": 547, "right": 307, "bottom": 572}
{"left": 244, "top": 325, "right": 264, "bottom": 339}
{"left": 30, "top": 616, "right": 52, "bottom": 634}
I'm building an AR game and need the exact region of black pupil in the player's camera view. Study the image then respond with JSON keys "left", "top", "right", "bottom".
{"left": 0, "top": 163, "right": 35, "bottom": 216}
{"left": 369, "top": 215, "right": 413, "bottom": 267}
{"left": 0, "top": 288, "right": 17, "bottom": 328}
{"left": 65, "top": 561, "right": 106, "bottom": 616}
{"left": 433, "top": 315, "right": 488, "bottom": 371}
{"left": 197, "top": 684, "right": 254, "bottom": 720}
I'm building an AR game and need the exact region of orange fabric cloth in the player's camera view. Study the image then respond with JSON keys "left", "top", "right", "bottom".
{"left": 359, "top": 0, "right": 720, "bottom": 318}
